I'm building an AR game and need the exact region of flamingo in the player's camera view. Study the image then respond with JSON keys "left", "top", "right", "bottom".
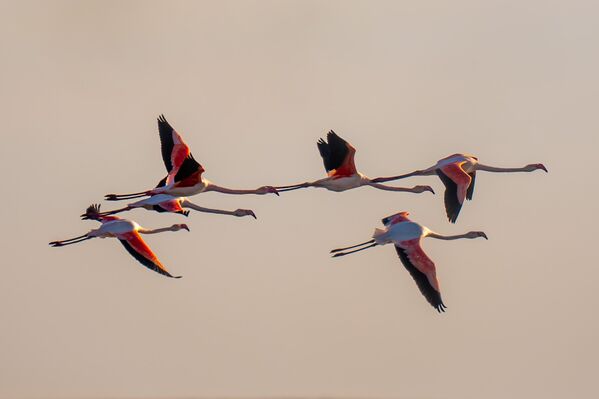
{"left": 371, "top": 154, "right": 547, "bottom": 223}
{"left": 90, "top": 194, "right": 256, "bottom": 219}
{"left": 49, "top": 204, "right": 189, "bottom": 278}
{"left": 105, "top": 115, "right": 278, "bottom": 201}
{"left": 330, "top": 211, "right": 487, "bottom": 312}
{"left": 273, "top": 131, "right": 434, "bottom": 194}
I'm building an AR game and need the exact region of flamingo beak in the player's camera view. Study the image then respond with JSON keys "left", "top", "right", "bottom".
{"left": 249, "top": 211, "right": 257, "bottom": 219}
{"left": 480, "top": 232, "right": 488, "bottom": 240}
{"left": 181, "top": 224, "right": 190, "bottom": 231}
{"left": 538, "top": 164, "right": 548, "bottom": 172}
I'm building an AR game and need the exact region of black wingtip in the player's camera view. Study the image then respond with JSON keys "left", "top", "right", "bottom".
{"left": 82, "top": 204, "right": 102, "bottom": 220}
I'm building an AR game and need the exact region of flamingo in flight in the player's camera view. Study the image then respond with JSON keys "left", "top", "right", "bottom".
{"left": 330, "top": 211, "right": 488, "bottom": 312}
{"left": 90, "top": 194, "right": 256, "bottom": 219}
{"left": 49, "top": 204, "right": 189, "bottom": 278}
{"left": 371, "top": 154, "right": 548, "bottom": 223}
{"left": 274, "top": 131, "right": 434, "bottom": 194}
{"left": 105, "top": 115, "right": 278, "bottom": 201}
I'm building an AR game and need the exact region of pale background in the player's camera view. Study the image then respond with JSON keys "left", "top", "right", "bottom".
{"left": 1, "top": 1, "right": 597, "bottom": 398}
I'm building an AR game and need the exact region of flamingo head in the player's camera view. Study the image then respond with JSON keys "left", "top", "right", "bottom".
{"left": 526, "top": 163, "right": 548, "bottom": 172}
{"left": 172, "top": 223, "right": 190, "bottom": 231}
{"left": 382, "top": 211, "right": 410, "bottom": 226}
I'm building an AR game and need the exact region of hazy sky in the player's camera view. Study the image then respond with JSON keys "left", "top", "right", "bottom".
{"left": 1, "top": 1, "right": 598, "bottom": 398}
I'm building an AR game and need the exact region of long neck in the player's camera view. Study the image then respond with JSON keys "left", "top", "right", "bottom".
{"left": 139, "top": 226, "right": 177, "bottom": 235}
{"left": 372, "top": 168, "right": 435, "bottom": 183}
{"left": 427, "top": 232, "right": 472, "bottom": 240}
{"left": 366, "top": 181, "right": 415, "bottom": 192}
{"left": 183, "top": 200, "right": 235, "bottom": 216}
{"left": 207, "top": 184, "right": 256, "bottom": 195}
{"left": 476, "top": 164, "right": 531, "bottom": 173}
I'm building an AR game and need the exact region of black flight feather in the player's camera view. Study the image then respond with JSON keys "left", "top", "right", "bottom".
{"left": 395, "top": 245, "right": 446, "bottom": 313}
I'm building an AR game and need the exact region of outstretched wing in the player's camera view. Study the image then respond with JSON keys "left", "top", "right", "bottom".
{"left": 317, "top": 131, "right": 357, "bottom": 177}
{"left": 118, "top": 231, "right": 181, "bottom": 278}
{"left": 157, "top": 115, "right": 201, "bottom": 185}
{"left": 435, "top": 163, "right": 472, "bottom": 223}
{"left": 395, "top": 240, "right": 446, "bottom": 312}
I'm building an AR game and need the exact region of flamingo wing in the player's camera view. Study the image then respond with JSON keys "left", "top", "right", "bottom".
{"left": 466, "top": 171, "right": 476, "bottom": 200}
{"left": 155, "top": 176, "right": 167, "bottom": 188}
{"left": 154, "top": 154, "right": 204, "bottom": 189}
{"left": 317, "top": 131, "right": 357, "bottom": 177}
{"left": 395, "top": 240, "right": 446, "bottom": 312}
{"left": 435, "top": 163, "right": 472, "bottom": 223}
{"left": 157, "top": 115, "right": 203, "bottom": 185}
{"left": 118, "top": 231, "right": 181, "bottom": 278}
{"left": 172, "top": 154, "right": 203, "bottom": 182}
{"left": 156, "top": 198, "right": 186, "bottom": 215}
{"left": 157, "top": 115, "right": 191, "bottom": 173}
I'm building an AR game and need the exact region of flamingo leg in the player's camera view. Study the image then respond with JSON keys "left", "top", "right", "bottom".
{"left": 49, "top": 235, "right": 92, "bottom": 247}
{"left": 330, "top": 239, "right": 375, "bottom": 253}
{"left": 105, "top": 192, "right": 148, "bottom": 201}
{"left": 274, "top": 182, "right": 312, "bottom": 192}
{"left": 276, "top": 186, "right": 308, "bottom": 192}
{"left": 98, "top": 207, "right": 130, "bottom": 216}
{"left": 332, "top": 243, "right": 378, "bottom": 257}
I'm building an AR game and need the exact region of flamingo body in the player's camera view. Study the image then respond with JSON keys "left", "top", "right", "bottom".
{"left": 51, "top": 205, "right": 186, "bottom": 278}
{"left": 127, "top": 194, "right": 187, "bottom": 214}
{"left": 372, "top": 212, "right": 443, "bottom": 310}
{"left": 275, "top": 131, "right": 433, "bottom": 195}
{"left": 105, "top": 116, "right": 276, "bottom": 201}
{"left": 151, "top": 178, "right": 209, "bottom": 197}
{"left": 88, "top": 217, "right": 181, "bottom": 278}
{"left": 331, "top": 211, "right": 487, "bottom": 312}
{"left": 318, "top": 173, "right": 369, "bottom": 192}
{"left": 374, "top": 153, "right": 546, "bottom": 222}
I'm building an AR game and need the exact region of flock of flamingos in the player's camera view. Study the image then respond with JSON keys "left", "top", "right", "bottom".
{"left": 49, "top": 115, "right": 547, "bottom": 312}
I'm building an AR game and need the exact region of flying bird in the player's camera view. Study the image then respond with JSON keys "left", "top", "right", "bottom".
{"left": 371, "top": 154, "right": 547, "bottom": 222}
{"left": 274, "top": 131, "right": 434, "bottom": 194}
{"left": 49, "top": 204, "right": 189, "bottom": 278}
{"left": 105, "top": 115, "right": 278, "bottom": 201}
{"left": 89, "top": 194, "right": 256, "bottom": 219}
{"left": 330, "top": 211, "right": 488, "bottom": 312}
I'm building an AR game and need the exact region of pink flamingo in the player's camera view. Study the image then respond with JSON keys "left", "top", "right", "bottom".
{"left": 372, "top": 154, "right": 547, "bottom": 222}
{"left": 106, "top": 115, "right": 278, "bottom": 201}
{"left": 90, "top": 194, "right": 256, "bottom": 219}
{"left": 331, "top": 211, "right": 487, "bottom": 312}
{"left": 274, "top": 131, "right": 433, "bottom": 194}
{"left": 50, "top": 204, "right": 189, "bottom": 278}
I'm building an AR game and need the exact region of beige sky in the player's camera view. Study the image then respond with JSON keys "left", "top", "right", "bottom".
{"left": 1, "top": 1, "right": 598, "bottom": 398}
